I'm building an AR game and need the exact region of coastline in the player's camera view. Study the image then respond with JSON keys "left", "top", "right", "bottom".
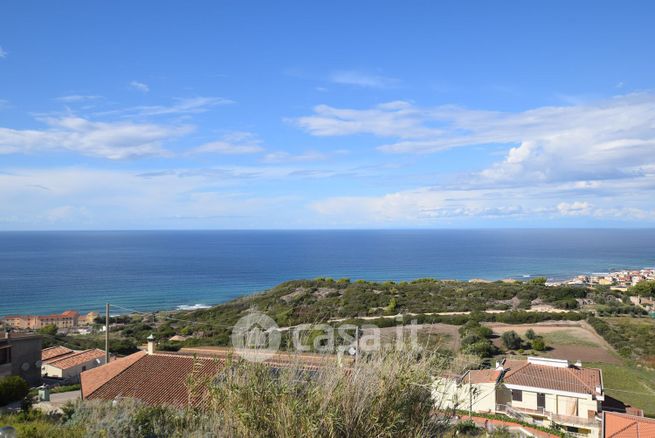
{"left": 3, "top": 266, "right": 653, "bottom": 320}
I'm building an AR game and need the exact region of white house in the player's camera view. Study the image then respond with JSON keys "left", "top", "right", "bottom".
{"left": 42, "top": 346, "right": 106, "bottom": 381}
{"left": 434, "top": 357, "right": 604, "bottom": 437}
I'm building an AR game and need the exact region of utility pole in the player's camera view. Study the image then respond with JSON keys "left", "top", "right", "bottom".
{"left": 468, "top": 370, "right": 472, "bottom": 417}
{"left": 105, "top": 303, "right": 110, "bottom": 364}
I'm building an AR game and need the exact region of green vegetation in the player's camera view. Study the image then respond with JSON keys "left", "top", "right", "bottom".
{"left": 588, "top": 316, "right": 655, "bottom": 364}
{"left": 501, "top": 331, "right": 522, "bottom": 350}
{"left": 629, "top": 280, "right": 655, "bottom": 297}
{"left": 0, "top": 410, "right": 84, "bottom": 438}
{"left": 40, "top": 278, "right": 599, "bottom": 353}
{"left": 459, "top": 320, "right": 496, "bottom": 357}
{"left": 37, "top": 324, "right": 58, "bottom": 337}
{"left": 587, "top": 362, "right": 655, "bottom": 417}
{"left": 0, "top": 376, "right": 29, "bottom": 406}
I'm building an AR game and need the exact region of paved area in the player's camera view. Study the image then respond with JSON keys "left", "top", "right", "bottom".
{"left": 34, "top": 390, "right": 81, "bottom": 413}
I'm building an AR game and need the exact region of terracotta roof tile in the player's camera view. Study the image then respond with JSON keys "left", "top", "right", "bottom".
{"left": 81, "top": 351, "right": 146, "bottom": 399}
{"left": 503, "top": 359, "right": 602, "bottom": 396}
{"left": 47, "top": 349, "right": 105, "bottom": 370}
{"left": 467, "top": 369, "right": 502, "bottom": 384}
{"left": 83, "top": 352, "right": 222, "bottom": 407}
{"left": 604, "top": 412, "right": 655, "bottom": 437}
{"left": 42, "top": 346, "right": 75, "bottom": 361}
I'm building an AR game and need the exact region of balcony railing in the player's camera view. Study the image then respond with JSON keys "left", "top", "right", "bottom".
{"left": 495, "top": 404, "right": 599, "bottom": 428}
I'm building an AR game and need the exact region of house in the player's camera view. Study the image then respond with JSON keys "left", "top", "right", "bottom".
{"left": 434, "top": 357, "right": 605, "bottom": 437}
{"left": 41, "top": 346, "right": 106, "bottom": 382}
{"left": 81, "top": 337, "right": 221, "bottom": 407}
{"left": 603, "top": 412, "right": 655, "bottom": 437}
{"left": 81, "top": 337, "right": 327, "bottom": 408}
{"left": 0, "top": 331, "right": 42, "bottom": 386}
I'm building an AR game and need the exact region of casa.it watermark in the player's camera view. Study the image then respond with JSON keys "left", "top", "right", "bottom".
{"left": 231, "top": 311, "right": 420, "bottom": 362}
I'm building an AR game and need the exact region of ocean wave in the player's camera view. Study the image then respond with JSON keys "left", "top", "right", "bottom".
{"left": 177, "top": 304, "right": 211, "bottom": 311}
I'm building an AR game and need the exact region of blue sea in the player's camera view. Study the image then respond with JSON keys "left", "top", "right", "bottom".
{"left": 1, "top": 229, "right": 654, "bottom": 317}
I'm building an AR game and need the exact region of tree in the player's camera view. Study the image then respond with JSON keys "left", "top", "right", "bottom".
{"left": 38, "top": 324, "right": 58, "bottom": 337}
{"left": 501, "top": 331, "right": 522, "bottom": 350}
{"left": 525, "top": 329, "right": 537, "bottom": 340}
{"left": 531, "top": 337, "right": 546, "bottom": 351}
{"left": 630, "top": 280, "right": 655, "bottom": 297}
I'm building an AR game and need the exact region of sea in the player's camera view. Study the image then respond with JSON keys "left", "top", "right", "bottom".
{"left": 1, "top": 229, "right": 654, "bottom": 317}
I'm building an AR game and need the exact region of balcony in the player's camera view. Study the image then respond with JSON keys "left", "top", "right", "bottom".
{"left": 495, "top": 404, "right": 599, "bottom": 428}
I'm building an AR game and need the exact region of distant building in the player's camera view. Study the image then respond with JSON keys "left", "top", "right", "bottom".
{"left": 434, "top": 357, "right": 605, "bottom": 437}
{"left": 0, "top": 331, "right": 42, "bottom": 386}
{"left": 2, "top": 310, "right": 100, "bottom": 331}
{"left": 41, "top": 346, "right": 106, "bottom": 382}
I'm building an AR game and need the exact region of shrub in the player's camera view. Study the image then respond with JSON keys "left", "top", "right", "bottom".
{"left": 501, "top": 331, "right": 522, "bottom": 350}
{"left": 525, "top": 329, "right": 536, "bottom": 340}
{"left": 0, "top": 376, "right": 29, "bottom": 406}
{"left": 531, "top": 337, "right": 546, "bottom": 351}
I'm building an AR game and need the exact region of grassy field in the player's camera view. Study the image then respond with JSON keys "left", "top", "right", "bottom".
{"left": 540, "top": 330, "right": 599, "bottom": 348}
{"left": 587, "top": 362, "right": 655, "bottom": 417}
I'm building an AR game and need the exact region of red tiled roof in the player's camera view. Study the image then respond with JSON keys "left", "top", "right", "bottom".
{"left": 42, "top": 346, "right": 75, "bottom": 361}
{"left": 81, "top": 351, "right": 146, "bottom": 399}
{"left": 83, "top": 352, "right": 222, "bottom": 407}
{"left": 47, "top": 349, "right": 105, "bottom": 370}
{"left": 604, "top": 412, "right": 655, "bottom": 437}
{"left": 467, "top": 369, "right": 502, "bottom": 384}
{"left": 503, "top": 359, "right": 602, "bottom": 396}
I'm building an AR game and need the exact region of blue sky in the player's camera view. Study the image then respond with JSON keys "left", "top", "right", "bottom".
{"left": 1, "top": 1, "right": 655, "bottom": 229}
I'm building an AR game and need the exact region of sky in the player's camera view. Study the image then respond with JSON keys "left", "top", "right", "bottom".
{"left": 1, "top": 1, "right": 655, "bottom": 229}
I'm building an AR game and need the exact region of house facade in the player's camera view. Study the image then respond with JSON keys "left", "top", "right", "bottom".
{"left": 41, "top": 346, "right": 106, "bottom": 382}
{"left": 434, "top": 357, "right": 604, "bottom": 437}
{"left": 0, "top": 332, "right": 42, "bottom": 386}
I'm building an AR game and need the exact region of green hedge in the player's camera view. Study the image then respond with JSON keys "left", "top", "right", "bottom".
{"left": 0, "top": 375, "right": 29, "bottom": 406}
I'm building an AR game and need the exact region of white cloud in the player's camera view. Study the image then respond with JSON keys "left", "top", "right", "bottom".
{"left": 129, "top": 80, "right": 150, "bottom": 93}
{"left": 328, "top": 70, "right": 400, "bottom": 88}
{"left": 191, "top": 132, "right": 265, "bottom": 155}
{"left": 294, "top": 101, "right": 439, "bottom": 137}
{"left": 557, "top": 201, "right": 592, "bottom": 216}
{"left": 0, "top": 167, "right": 300, "bottom": 229}
{"left": 263, "top": 150, "right": 327, "bottom": 163}
{"left": 0, "top": 46, "right": 7, "bottom": 58}
{"left": 0, "top": 116, "right": 192, "bottom": 159}
{"left": 56, "top": 95, "right": 102, "bottom": 102}
{"left": 97, "top": 96, "right": 233, "bottom": 118}
{"left": 310, "top": 180, "right": 655, "bottom": 225}
{"left": 295, "top": 93, "right": 655, "bottom": 189}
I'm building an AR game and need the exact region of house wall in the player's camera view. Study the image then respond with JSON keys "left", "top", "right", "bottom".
{"left": 432, "top": 378, "right": 497, "bottom": 413}
{"left": 511, "top": 389, "right": 538, "bottom": 411}
{"left": 43, "top": 357, "right": 106, "bottom": 382}
{"left": 0, "top": 335, "right": 42, "bottom": 386}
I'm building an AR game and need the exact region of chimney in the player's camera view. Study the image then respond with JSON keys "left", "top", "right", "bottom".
{"left": 146, "top": 334, "right": 156, "bottom": 355}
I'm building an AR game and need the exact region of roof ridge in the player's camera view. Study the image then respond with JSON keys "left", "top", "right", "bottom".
{"left": 49, "top": 348, "right": 91, "bottom": 363}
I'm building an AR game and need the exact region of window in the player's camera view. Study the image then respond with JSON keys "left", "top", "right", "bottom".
{"left": 0, "top": 346, "right": 11, "bottom": 365}
{"left": 537, "top": 392, "right": 545, "bottom": 409}
{"left": 511, "top": 389, "right": 523, "bottom": 402}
